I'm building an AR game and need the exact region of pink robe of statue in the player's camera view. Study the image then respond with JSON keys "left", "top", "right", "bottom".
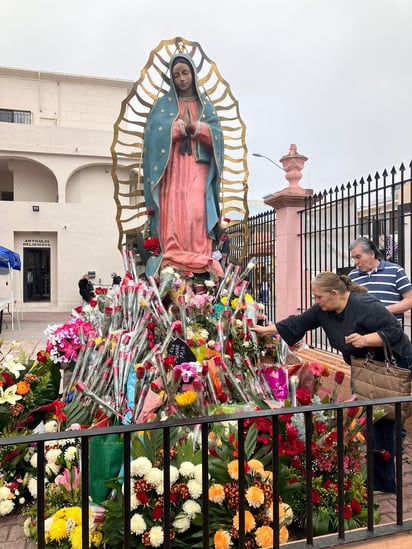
{"left": 159, "top": 100, "right": 223, "bottom": 277}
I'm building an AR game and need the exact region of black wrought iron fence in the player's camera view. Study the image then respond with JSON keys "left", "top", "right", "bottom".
{"left": 299, "top": 162, "right": 412, "bottom": 351}
{"left": 229, "top": 209, "right": 276, "bottom": 322}
{"left": 3, "top": 398, "right": 412, "bottom": 549}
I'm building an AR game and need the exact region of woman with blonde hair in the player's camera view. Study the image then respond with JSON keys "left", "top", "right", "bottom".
{"left": 252, "top": 271, "right": 412, "bottom": 492}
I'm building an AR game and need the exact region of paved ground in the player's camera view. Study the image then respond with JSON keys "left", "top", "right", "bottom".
{"left": 1, "top": 312, "right": 412, "bottom": 548}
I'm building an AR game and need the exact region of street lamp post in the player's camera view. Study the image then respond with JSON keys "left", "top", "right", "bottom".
{"left": 252, "top": 152, "right": 285, "bottom": 172}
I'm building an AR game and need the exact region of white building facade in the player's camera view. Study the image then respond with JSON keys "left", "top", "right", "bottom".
{"left": 0, "top": 67, "right": 134, "bottom": 312}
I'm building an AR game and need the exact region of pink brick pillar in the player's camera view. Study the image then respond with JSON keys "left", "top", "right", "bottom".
{"left": 264, "top": 144, "right": 312, "bottom": 322}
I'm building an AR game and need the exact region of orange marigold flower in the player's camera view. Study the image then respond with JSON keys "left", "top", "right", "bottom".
{"left": 209, "top": 484, "right": 225, "bottom": 504}
{"left": 16, "top": 381, "right": 31, "bottom": 395}
{"left": 233, "top": 510, "right": 255, "bottom": 532}
{"left": 247, "top": 459, "right": 264, "bottom": 475}
{"left": 279, "top": 525, "right": 289, "bottom": 544}
{"left": 213, "top": 529, "right": 232, "bottom": 549}
{"left": 227, "top": 460, "right": 239, "bottom": 480}
{"left": 255, "top": 525, "right": 274, "bottom": 548}
{"left": 245, "top": 486, "right": 265, "bottom": 508}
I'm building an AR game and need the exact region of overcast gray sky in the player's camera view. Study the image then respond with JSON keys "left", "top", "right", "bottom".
{"left": 1, "top": 0, "right": 411, "bottom": 201}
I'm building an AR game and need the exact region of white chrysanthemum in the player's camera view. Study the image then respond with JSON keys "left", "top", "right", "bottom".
{"left": 130, "top": 491, "right": 139, "bottom": 511}
{"left": 0, "top": 499, "right": 15, "bottom": 516}
{"left": 173, "top": 514, "right": 191, "bottom": 533}
{"left": 155, "top": 482, "right": 164, "bottom": 495}
{"left": 130, "top": 513, "right": 146, "bottom": 535}
{"left": 187, "top": 479, "right": 202, "bottom": 499}
{"left": 30, "top": 453, "right": 38, "bottom": 468}
{"left": 168, "top": 465, "right": 179, "bottom": 485}
{"left": 64, "top": 446, "right": 78, "bottom": 462}
{"left": 0, "top": 486, "right": 12, "bottom": 500}
{"left": 28, "top": 477, "right": 37, "bottom": 498}
{"left": 186, "top": 327, "right": 194, "bottom": 340}
{"left": 44, "top": 420, "right": 58, "bottom": 433}
{"left": 145, "top": 467, "right": 162, "bottom": 487}
{"left": 179, "top": 461, "right": 196, "bottom": 478}
{"left": 149, "top": 525, "right": 164, "bottom": 547}
{"left": 193, "top": 463, "right": 203, "bottom": 484}
{"left": 19, "top": 496, "right": 25, "bottom": 505}
{"left": 46, "top": 463, "right": 61, "bottom": 476}
{"left": 131, "top": 456, "right": 152, "bottom": 477}
{"left": 45, "top": 448, "right": 62, "bottom": 463}
{"left": 182, "top": 499, "right": 201, "bottom": 519}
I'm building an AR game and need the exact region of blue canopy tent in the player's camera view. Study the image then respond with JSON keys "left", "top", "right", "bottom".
{"left": 0, "top": 246, "right": 21, "bottom": 271}
{"left": 0, "top": 246, "right": 21, "bottom": 332}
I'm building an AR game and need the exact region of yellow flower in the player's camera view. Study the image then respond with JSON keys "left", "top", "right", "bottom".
{"left": 247, "top": 459, "right": 264, "bottom": 475}
{"left": 230, "top": 297, "right": 239, "bottom": 310}
{"left": 245, "top": 485, "right": 265, "bottom": 508}
{"left": 49, "top": 518, "right": 68, "bottom": 541}
{"left": 255, "top": 525, "right": 274, "bottom": 548}
{"left": 214, "top": 529, "right": 232, "bottom": 549}
{"left": 175, "top": 390, "right": 197, "bottom": 407}
{"left": 227, "top": 460, "right": 239, "bottom": 480}
{"left": 63, "top": 507, "right": 82, "bottom": 523}
{"left": 70, "top": 525, "right": 82, "bottom": 549}
{"left": 91, "top": 529, "right": 103, "bottom": 546}
{"left": 209, "top": 484, "right": 225, "bottom": 504}
{"left": 94, "top": 337, "right": 104, "bottom": 346}
{"left": 233, "top": 510, "right": 256, "bottom": 532}
{"left": 245, "top": 293, "right": 254, "bottom": 304}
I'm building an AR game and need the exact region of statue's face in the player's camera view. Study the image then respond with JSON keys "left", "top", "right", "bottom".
{"left": 172, "top": 62, "right": 194, "bottom": 96}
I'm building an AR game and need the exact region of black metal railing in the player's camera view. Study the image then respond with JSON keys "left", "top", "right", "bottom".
{"left": 229, "top": 209, "right": 276, "bottom": 322}
{"left": 299, "top": 162, "right": 412, "bottom": 351}
{"left": 2, "top": 396, "right": 412, "bottom": 548}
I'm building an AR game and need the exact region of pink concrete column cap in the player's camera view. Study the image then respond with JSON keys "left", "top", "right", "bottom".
{"left": 280, "top": 144, "right": 308, "bottom": 188}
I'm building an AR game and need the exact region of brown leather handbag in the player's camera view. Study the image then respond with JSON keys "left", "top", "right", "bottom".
{"left": 351, "top": 332, "right": 412, "bottom": 420}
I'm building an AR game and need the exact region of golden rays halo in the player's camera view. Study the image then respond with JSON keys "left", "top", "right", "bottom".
{"left": 111, "top": 36, "right": 249, "bottom": 268}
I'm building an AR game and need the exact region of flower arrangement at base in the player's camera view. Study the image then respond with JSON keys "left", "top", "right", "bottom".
{"left": 24, "top": 505, "right": 103, "bottom": 549}
{"left": 207, "top": 421, "right": 293, "bottom": 548}
{"left": 101, "top": 427, "right": 204, "bottom": 548}
{"left": 0, "top": 344, "right": 61, "bottom": 515}
{"left": 23, "top": 420, "right": 86, "bottom": 545}
{"left": 245, "top": 362, "right": 382, "bottom": 536}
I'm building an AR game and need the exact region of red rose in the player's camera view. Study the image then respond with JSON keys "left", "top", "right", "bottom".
{"left": 37, "top": 350, "right": 49, "bottom": 363}
{"left": 144, "top": 237, "right": 161, "bottom": 255}
{"left": 334, "top": 370, "right": 345, "bottom": 385}
{"left": 296, "top": 387, "right": 312, "bottom": 406}
{"left": 347, "top": 406, "right": 360, "bottom": 418}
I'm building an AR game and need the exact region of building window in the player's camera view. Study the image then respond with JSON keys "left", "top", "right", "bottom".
{"left": 0, "top": 109, "right": 31, "bottom": 124}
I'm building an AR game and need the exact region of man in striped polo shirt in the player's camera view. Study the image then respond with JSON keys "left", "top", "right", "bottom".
{"left": 349, "top": 236, "right": 412, "bottom": 321}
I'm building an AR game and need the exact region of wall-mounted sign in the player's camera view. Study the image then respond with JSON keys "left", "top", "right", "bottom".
{"left": 23, "top": 239, "right": 51, "bottom": 248}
